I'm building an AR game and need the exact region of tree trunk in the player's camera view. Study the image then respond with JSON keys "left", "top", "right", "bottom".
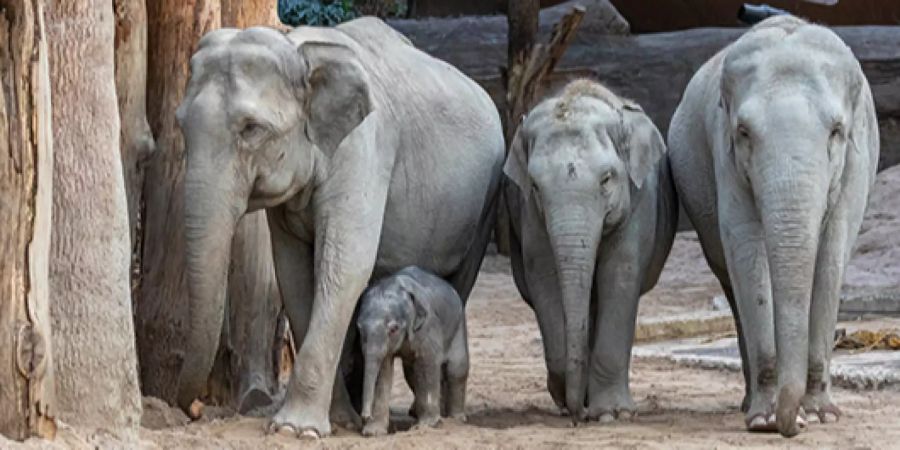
{"left": 114, "top": 0, "right": 155, "bottom": 295}
{"left": 45, "top": 0, "right": 142, "bottom": 432}
{"left": 137, "top": 0, "right": 221, "bottom": 404}
{"left": 206, "top": 0, "right": 286, "bottom": 415}
{"left": 221, "top": 0, "right": 278, "bottom": 27}
{"left": 0, "top": 0, "right": 56, "bottom": 441}
{"left": 507, "top": 0, "right": 539, "bottom": 66}
{"left": 494, "top": 0, "right": 540, "bottom": 256}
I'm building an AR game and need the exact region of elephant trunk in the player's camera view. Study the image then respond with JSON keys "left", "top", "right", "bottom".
{"left": 177, "top": 174, "right": 244, "bottom": 414}
{"left": 360, "top": 348, "right": 385, "bottom": 421}
{"left": 546, "top": 204, "right": 601, "bottom": 422}
{"left": 758, "top": 175, "right": 825, "bottom": 437}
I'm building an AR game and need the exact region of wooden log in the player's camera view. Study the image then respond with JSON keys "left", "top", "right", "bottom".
{"left": 46, "top": 0, "right": 142, "bottom": 432}
{"left": 394, "top": 24, "right": 900, "bottom": 171}
{"left": 0, "top": 0, "right": 56, "bottom": 440}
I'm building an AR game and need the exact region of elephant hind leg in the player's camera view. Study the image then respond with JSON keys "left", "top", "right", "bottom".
{"left": 442, "top": 319, "right": 469, "bottom": 420}
{"left": 449, "top": 174, "right": 501, "bottom": 305}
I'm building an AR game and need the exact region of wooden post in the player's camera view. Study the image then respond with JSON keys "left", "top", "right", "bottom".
{"left": 0, "top": 0, "right": 56, "bottom": 440}
{"left": 45, "top": 0, "right": 143, "bottom": 432}
{"left": 496, "top": 2, "right": 585, "bottom": 255}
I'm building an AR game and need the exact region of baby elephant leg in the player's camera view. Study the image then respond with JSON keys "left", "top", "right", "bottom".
{"left": 411, "top": 356, "right": 443, "bottom": 428}
{"left": 442, "top": 319, "right": 469, "bottom": 421}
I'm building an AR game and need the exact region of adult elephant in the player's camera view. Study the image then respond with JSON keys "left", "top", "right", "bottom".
{"left": 175, "top": 18, "right": 504, "bottom": 438}
{"left": 668, "top": 16, "right": 878, "bottom": 437}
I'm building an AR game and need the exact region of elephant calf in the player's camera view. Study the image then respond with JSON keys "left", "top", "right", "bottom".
{"left": 503, "top": 79, "right": 678, "bottom": 422}
{"left": 356, "top": 266, "right": 468, "bottom": 436}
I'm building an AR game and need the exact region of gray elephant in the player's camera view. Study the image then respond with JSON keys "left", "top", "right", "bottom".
{"left": 356, "top": 266, "right": 468, "bottom": 436}
{"left": 175, "top": 18, "right": 504, "bottom": 438}
{"left": 668, "top": 16, "right": 878, "bottom": 437}
{"left": 503, "top": 79, "right": 678, "bottom": 422}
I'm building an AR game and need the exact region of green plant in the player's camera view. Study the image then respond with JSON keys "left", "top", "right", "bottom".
{"left": 278, "top": 0, "right": 357, "bottom": 26}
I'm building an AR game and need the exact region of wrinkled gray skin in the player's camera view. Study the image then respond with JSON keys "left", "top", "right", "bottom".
{"left": 504, "top": 79, "right": 678, "bottom": 423}
{"left": 175, "top": 18, "right": 503, "bottom": 438}
{"left": 356, "top": 266, "right": 468, "bottom": 436}
{"left": 668, "top": 16, "right": 878, "bottom": 437}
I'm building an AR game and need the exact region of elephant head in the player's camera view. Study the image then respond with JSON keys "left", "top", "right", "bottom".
{"left": 718, "top": 17, "right": 874, "bottom": 436}
{"left": 174, "top": 26, "right": 374, "bottom": 412}
{"left": 356, "top": 276, "right": 425, "bottom": 422}
{"left": 504, "top": 80, "right": 665, "bottom": 420}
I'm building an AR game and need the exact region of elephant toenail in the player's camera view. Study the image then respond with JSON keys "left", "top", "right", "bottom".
{"left": 748, "top": 415, "right": 768, "bottom": 430}
{"left": 298, "top": 428, "right": 321, "bottom": 440}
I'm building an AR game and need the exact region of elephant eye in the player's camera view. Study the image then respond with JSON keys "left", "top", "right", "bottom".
{"left": 599, "top": 171, "right": 613, "bottom": 187}
{"left": 736, "top": 124, "right": 751, "bottom": 140}
{"left": 830, "top": 123, "right": 844, "bottom": 139}
{"left": 239, "top": 121, "right": 270, "bottom": 147}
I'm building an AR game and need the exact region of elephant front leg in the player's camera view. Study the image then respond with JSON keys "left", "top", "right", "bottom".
{"left": 804, "top": 219, "right": 853, "bottom": 424}
{"left": 587, "top": 245, "right": 640, "bottom": 422}
{"left": 269, "top": 199, "right": 388, "bottom": 437}
{"left": 721, "top": 222, "right": 782, "bottom": 431}
{"left": 411, "top": 356, "right": 443, "bottom": 429}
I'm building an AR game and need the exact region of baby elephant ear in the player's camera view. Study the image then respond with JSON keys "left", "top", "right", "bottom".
{"left": 503, "top": 124, "right": 531, "bottom": 200}
{"left": 619, "top": 102, "right": 666, "bottom": 189}
{"left": 411, "top": 294, "right": 427, "bottom": 333}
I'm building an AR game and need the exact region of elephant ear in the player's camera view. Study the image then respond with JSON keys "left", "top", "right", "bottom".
{"left": 396, "top": 269, "right": 433, "bottom": 335}
{"left": 503, "top": 124, "right": 532, "bottom": 201}
{"left": 299, "top": 41, "right": 373, "bottom": 155}
{"left": 409, "top": 292, "right": 427, "bottom": 334}
{"left": 618, "top": 101, "right": 666, "bottom": 189}
{"left": 848, "top": 72, "right": 878, "bottom": 166}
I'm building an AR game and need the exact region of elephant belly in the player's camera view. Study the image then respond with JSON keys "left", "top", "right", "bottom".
{"left": 373, "top": 142, "right": 500, "bottom": 281}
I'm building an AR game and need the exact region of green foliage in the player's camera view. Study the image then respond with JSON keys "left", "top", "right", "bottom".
{"left": 278, "top": 0, "right": 358, "bottom": 27}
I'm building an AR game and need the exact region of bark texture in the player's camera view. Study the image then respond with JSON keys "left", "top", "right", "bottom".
{"left": 137, "top": 0, "right": 220, "bottom": 403}
{"left": 0, "top": 0, "right": 56, "bottom": 440}
{"left": 221, "top": 0, "right": 278, "bottom": 27}
{"left": 45, "top": 0, "right": 141, "bottom": 431}
{"left": 114, "top": 0, "right": 155, "bottom": 285}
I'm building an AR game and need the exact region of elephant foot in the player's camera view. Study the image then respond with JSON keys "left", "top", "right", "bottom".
{"left": 361, "top": 421, "right": 388, "bottom": 437}
{"left": 330, "top": 402, "right": 362, "bottom": 431}
{"left": 238, "top": 386, "right": 274, "bottom": 416}
{"left": 586, "top": 385, "right": 636, "bottom": 422}
{"left": 446, "top": 411, "right": 467, "bottom": 423}
{"left": 268, "top": 402, "right": 331, "bottom": 439}
{"left": 745, "top": 406, "right": 807, "bottom": 433}
{"left": 802, "top": 392, "right": 841, "bottom": 424}
{"left": 412, "top": 415, "right": 441, "bottom": 430}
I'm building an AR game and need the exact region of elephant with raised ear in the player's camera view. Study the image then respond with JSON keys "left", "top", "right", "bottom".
{"left": 174, "top": 18, "right": 504, "bottom": 438}
{"left": 503, "top": 79, "right": 678, "bottom": 423}
{"left": 668, "top": 16, "right": 878, "bottom": 437}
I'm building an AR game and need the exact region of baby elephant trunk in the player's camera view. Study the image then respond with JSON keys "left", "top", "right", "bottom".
{"left": 361, "top": 348, "right": 385, "bottom": 421}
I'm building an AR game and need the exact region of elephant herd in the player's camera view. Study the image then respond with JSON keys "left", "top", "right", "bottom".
{"left": 173, "top": 14, "right": 878, "bottom": 440}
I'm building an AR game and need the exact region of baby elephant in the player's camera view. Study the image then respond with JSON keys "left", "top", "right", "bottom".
{"left": 356, "top": 266, "right": 469, "bottom": 436}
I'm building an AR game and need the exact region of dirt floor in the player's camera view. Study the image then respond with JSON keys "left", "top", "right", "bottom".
{"left": 127, "top": 253, "right": 897, "bottom": 450}
{"left": 14, "top": 242, "right": 890, "bottom": 449}
{"left": 7, "top": 169, "right": 900, "bottom": 449}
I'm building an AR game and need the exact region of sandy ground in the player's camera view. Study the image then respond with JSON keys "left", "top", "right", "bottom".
{"left": 6, "top": 169, "right": 899, "bottom": 449}
{"left": 124, "top": 258, "right": 898, "bottom": 450}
